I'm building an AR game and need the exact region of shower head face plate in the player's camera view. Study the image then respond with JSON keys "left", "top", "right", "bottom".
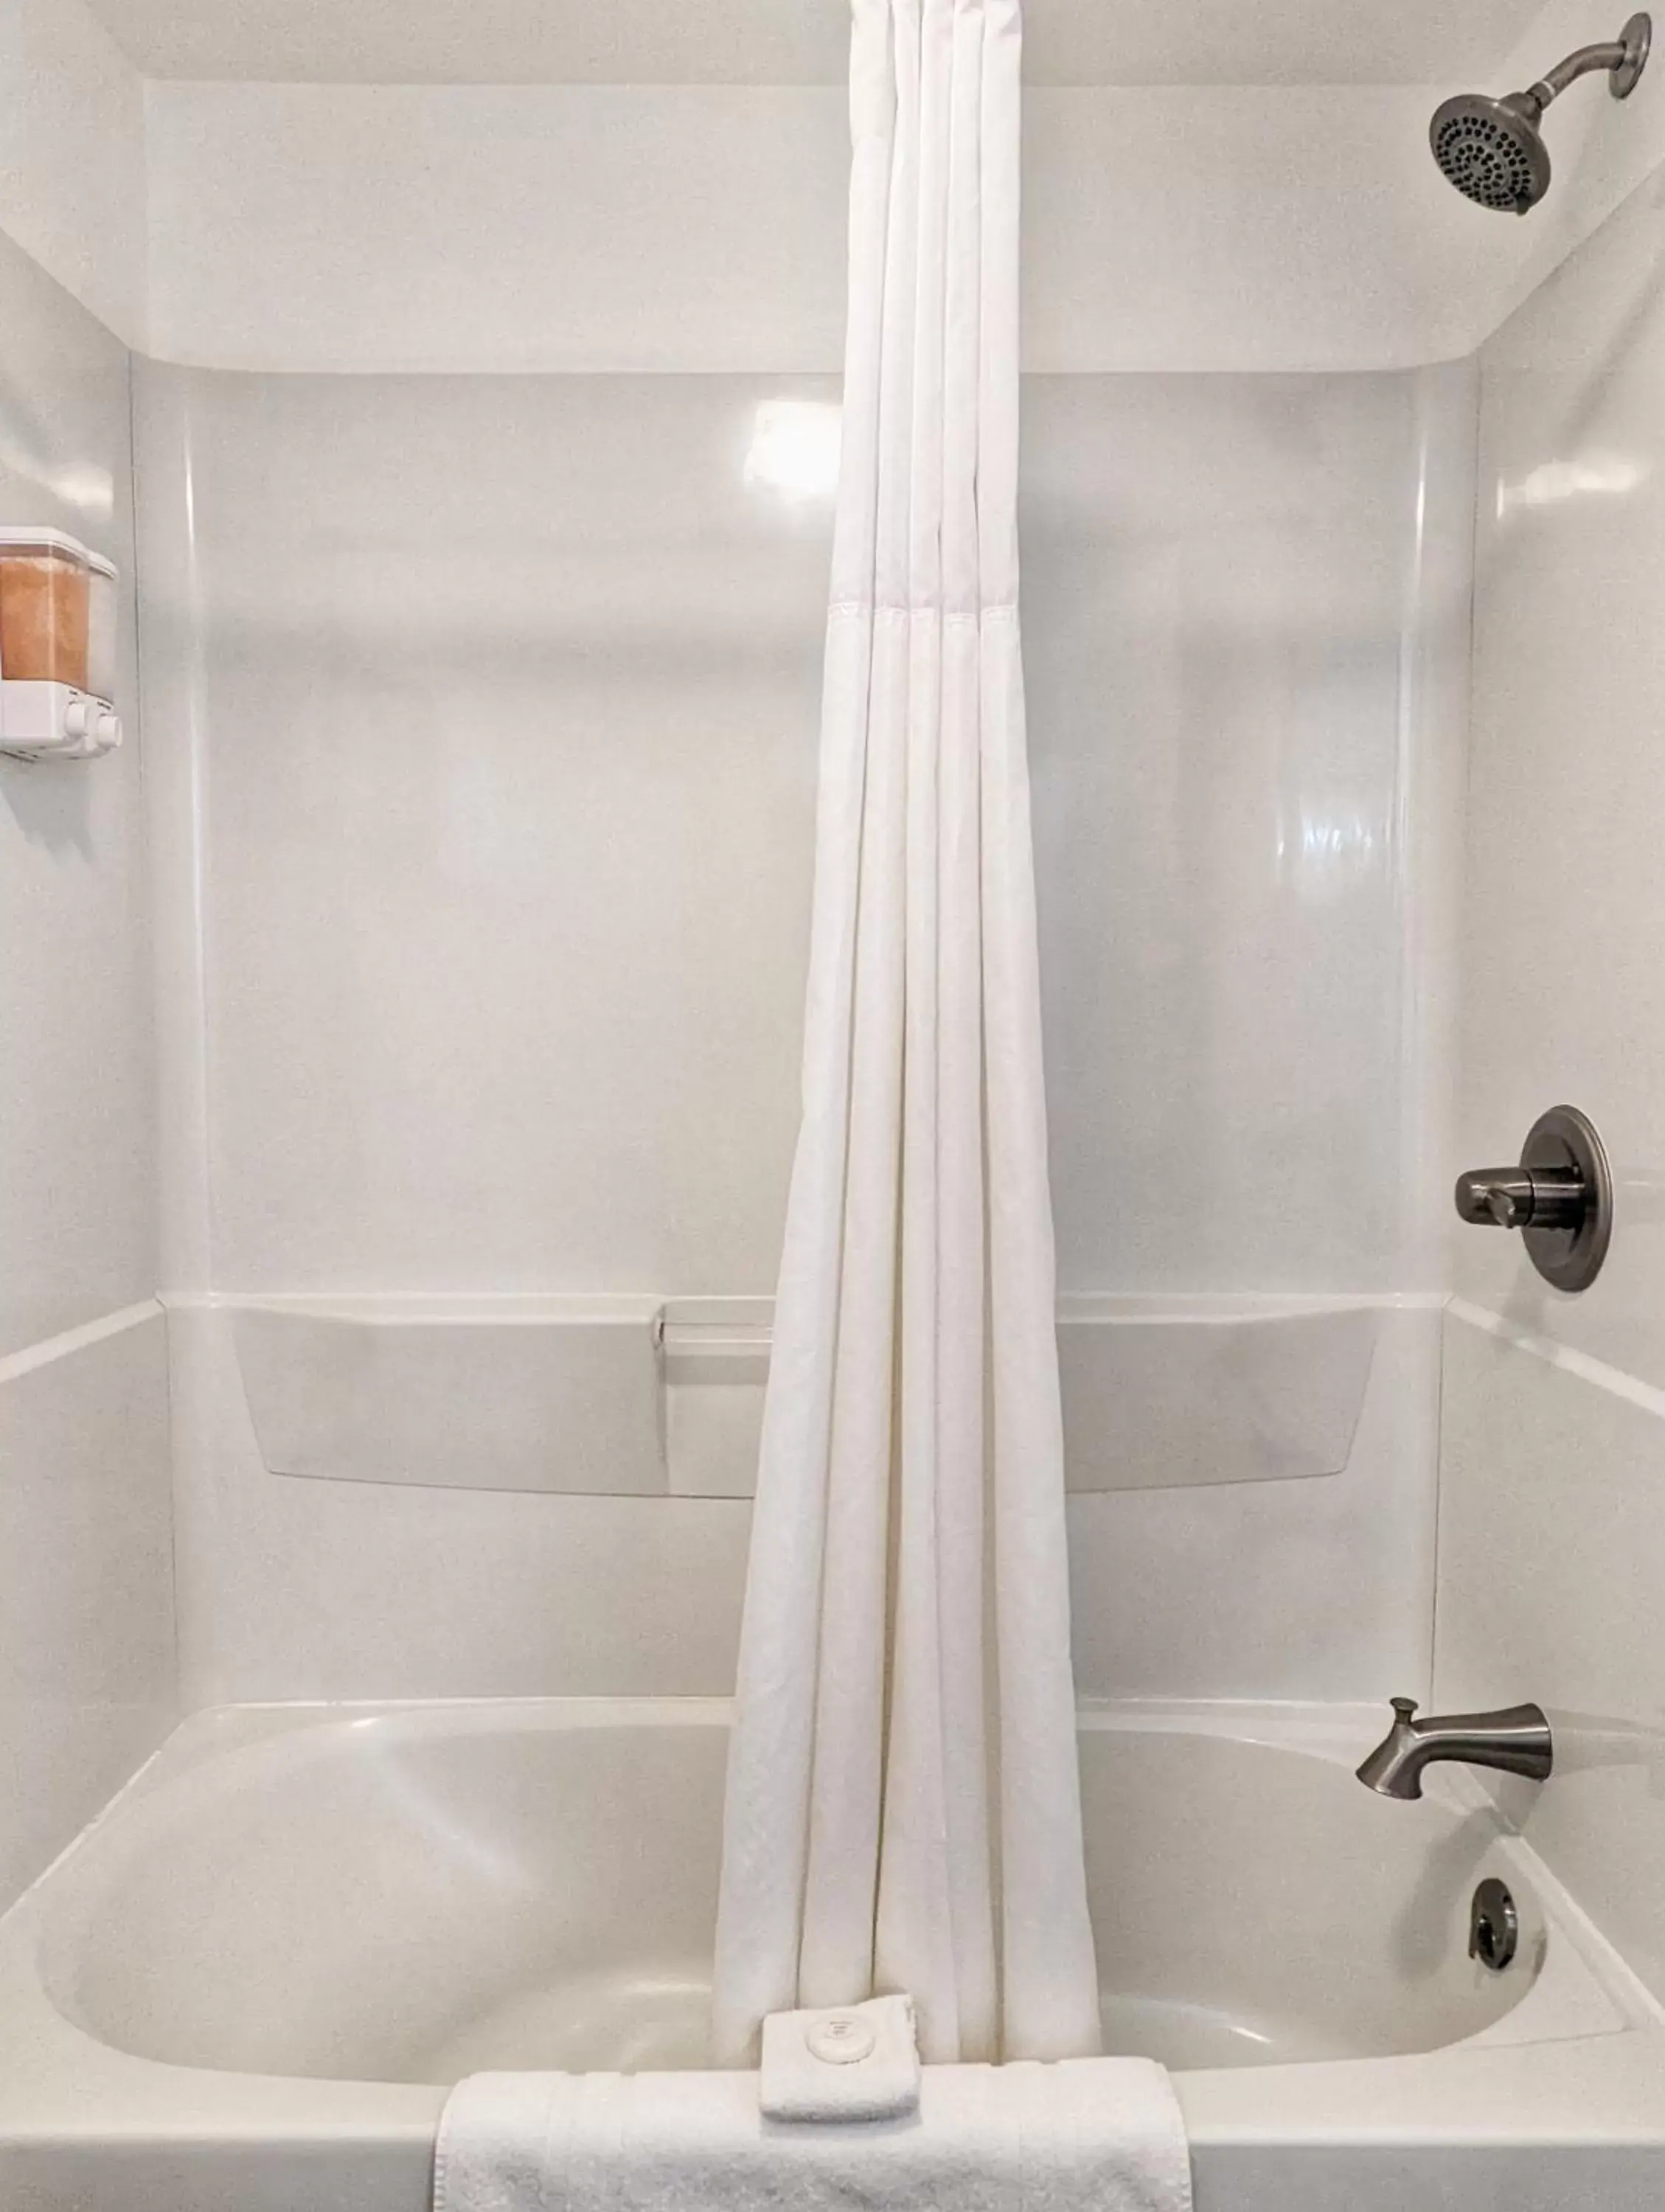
{"left": 1430, "top": 93, "right": 1551, "bottom": 212}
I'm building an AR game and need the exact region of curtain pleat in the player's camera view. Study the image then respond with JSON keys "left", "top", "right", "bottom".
{"left": 711, "top": 0, "right": 1100, "bottom": 2070}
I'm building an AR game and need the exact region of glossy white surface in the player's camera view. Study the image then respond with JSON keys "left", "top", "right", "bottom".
{"left": 1475, "top": 0, "right": 1665, "bottom": 344}
{"left": 1439, "top": 1310, "right": 1665, "bottom": 2022}
{"left": 218, "top": 1293, "right": 1386, "bottom": 1498}
{"left": 139, "top": 80, "right": 1618, "bottom": 376}
{"left": 135, "top": 366, "right": 1466, "bottom": 1304}
{"left": 0, "top": 0, "right": 145, "bottom": 345}
{"left": 131, "top": 345, "right": 215, "bottom": 1301}
{"left": 1459, "top": 164, "right": 1665, "bottom": 1394}
{"left": 133, "top": 364, "right": 1459, "bottom": 1706}
{"left": 165, "top": 1302, "right": 1436, "bottom": 1711}
{"left": 0, "top": 145, "right": 173, "bottom": 1971}
{"left": 0, "top": 1699, "right": 1655, "bottom": 2212}
{"left": 165, "top": 1304, "right": 753, "bottom": 1705}
{"left": 0, "top": 229, "right": 153, "bottom": 1360}
{"left": 4, "top": 3, "right": 1657, "bottom": 375}
{"left": 137, "top": 369, "right": 824, "bottom": 1293}
{"left": 84, "top": 0, "right": 1546, "bottom": 88}
{"left": 1019, "top": 1296, "right": 1382, "bottom": 1495}
{"left": 21, "top": 1703, "right": 1589, "bottom": 2079}
{"left": 142, "top": 87, "right": 852, "bottom": 375}
{"left": 1024, "top": 367, "right": 1473, "bottom": 1295}
{"left": 1434, "top": 153, "right": 1665, "bottom": 2112}
{"left": 0, "top": 1310, "right": 175, "bottom": 1915}
{"left": 232, "top": 1299, "right": 667, "bottom": 1495}
{"left": 1068, "top": 1302, "right": 1438, "bottom": 1703}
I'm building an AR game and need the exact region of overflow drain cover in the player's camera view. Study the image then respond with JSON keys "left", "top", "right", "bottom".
{"left": 1468, "top": 1877, "right": 1520, "bottom": 1972}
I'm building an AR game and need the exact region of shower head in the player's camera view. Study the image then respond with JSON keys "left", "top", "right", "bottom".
{"left": 1431, "top": 91, "right": 1554, "bottom": 212}
{"left": 1431, "top": 11, "right": 1651, "bottom": 215}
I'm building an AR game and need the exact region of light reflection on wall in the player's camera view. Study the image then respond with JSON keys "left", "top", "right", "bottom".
{"left": 743, "top": 400, "right": 842, "bottom": 504}
{"left": 0, "top": 400, "right": 113, "bottom": 518}
{"left": 1275, "top": 802, "right": 1382, "bottom": 901}
{"left": 1495, "top": 451, "right": 1647, "bottom": 520}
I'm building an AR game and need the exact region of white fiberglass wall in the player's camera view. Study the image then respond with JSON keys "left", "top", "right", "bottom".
{"left": 0, "top": 0, "right": 173, "bottom": 1917}
{"left": 27, "top": 4, "right": 1663, "bottom": 1741}
{"left": 130, "top": 123, "right": 1475, "bottom": 1708}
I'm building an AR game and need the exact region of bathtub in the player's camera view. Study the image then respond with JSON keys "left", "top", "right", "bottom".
{"left": 0, "top": 1700, "right": 1661, "bottom": 2211}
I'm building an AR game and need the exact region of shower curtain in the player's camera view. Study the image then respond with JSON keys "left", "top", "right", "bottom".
{"left": 712, "top": 0, "right": 1100, "bottom": 2067}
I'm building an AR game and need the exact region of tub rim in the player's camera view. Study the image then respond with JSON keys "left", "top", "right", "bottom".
{"left": 0, "top": 1696, "right": 1661, "bottom": 2162}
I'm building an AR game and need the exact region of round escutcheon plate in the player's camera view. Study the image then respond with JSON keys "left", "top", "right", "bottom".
{"left": 1521, "top": 1104, "right": 1612, "bottom": 1293}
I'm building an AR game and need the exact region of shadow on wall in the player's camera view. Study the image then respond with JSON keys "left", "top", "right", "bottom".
{"left": 0, "top": 759, "right": 97, "bottom": 859}
{"left": 225, "top": 1295, "right": 1380, "bottom": 1500}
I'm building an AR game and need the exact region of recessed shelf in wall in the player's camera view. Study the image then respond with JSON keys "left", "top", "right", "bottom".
{"left": 222, "top": 1293, "right": 1380, "bottom": 1500}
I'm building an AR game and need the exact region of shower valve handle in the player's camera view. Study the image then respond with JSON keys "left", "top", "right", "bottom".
{"left": 1485, "top": 1180, "right": 1531, "bottom": 1229}
{"left": 1455, "top": 1166, "right": 1579, "bottom": 1231}
{"left": 1452, "top": 1105, "right": 1613, "bottom": 1293}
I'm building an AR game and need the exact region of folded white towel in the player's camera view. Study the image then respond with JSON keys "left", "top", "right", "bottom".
{"left": 759, "top": 1994, "right": 920, "bottom": 2121}
{"left": 435, "top": 2057, "right": 1192, "bottom": 2212}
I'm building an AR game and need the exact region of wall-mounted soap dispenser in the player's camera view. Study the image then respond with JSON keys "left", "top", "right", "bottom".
{"left": 0, "top": 529, "right": 122, "bottom": 761}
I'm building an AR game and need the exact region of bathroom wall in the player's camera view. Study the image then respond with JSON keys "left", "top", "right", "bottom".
{"left": 0, "top": 208, "right": 173, "bottom": 1906}
{"left": 132, "top": 338, "right": 1471, "bottom": 1705}
{"left": 136, "top": 77, "right": 1658, "bottom": 377}
{"left": 40, "top": 6, "right": 1619, "bottom": 1722}
{"left": 6, "top": 0, "right": 1665, "bottom": 1941}
{"left": 74, "top": 0, "right": 1543, "bottom": 87}
{"left": 118, "top": 24, "right": 1507, "bottom": 1708}
{"left": 0, "top": 0, "right": 145, "bottom": 344}
{"left": 1436, "top": 161, "right": 1665, "bottom": 2008}
{"left": 127, "top": 0, "right": 1665, "bottom": 382}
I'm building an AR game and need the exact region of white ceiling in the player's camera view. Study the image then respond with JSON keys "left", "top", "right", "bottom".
{"left": 86, "top": 0, "right": 1552, "bottom": 88}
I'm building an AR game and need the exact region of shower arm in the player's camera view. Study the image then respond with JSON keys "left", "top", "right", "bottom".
{"left": 1528, "top": 38, "right": 1636, "bottom": 108}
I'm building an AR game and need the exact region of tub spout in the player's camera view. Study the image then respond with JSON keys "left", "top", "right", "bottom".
{"left": 1355, "top": 1697, "right": 1554, "bottom": 1800}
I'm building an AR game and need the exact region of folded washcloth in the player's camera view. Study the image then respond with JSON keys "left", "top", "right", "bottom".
{"left": 434, "top": 2056, "right": 1192, "bottom": 2212}
{"left": 759, "top": 1994, "right": 920, "bottom": 2121}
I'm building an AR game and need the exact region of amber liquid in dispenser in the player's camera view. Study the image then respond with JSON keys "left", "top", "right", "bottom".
{"left": 0, "top": 552, "right": 91, "bottom": 687}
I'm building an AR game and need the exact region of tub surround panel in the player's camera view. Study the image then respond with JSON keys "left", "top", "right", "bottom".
{"left": 131, "top": 366, "right": 218, "bottom": 1301}
{"left": 134, "top": 360, "right": 1461, "bottom": 1706}
{"left": 1023, "top": 366, "right": 1470, "bottom": 1297}
{"left": 167, "top": 1307, "right": 752, "bottom": 1706}
{"left": 139, "top": 81, "right": 1633, "bottom": 377}
{"left": 1473, "top": 0, "right": 1665, "bottom": 347}
{"left": 0, "top": 0, "right": 146, "bottom": 347}
{"left": 170, "top": 1304, "right": 1437, "bottom": 1707}
{"left": 0, "top": 227, "right": 153, "bottom": 1362}
{"left": 1459, "top": 165, "right": 1665, "bottom": 1398}
{"left": 1070, "top": 1304, "right": 1439, "bottom": 1703}
{"left": 1437, "top": 1311, "right": 1665, "bottom": 2018}
{"left": 83, "top": 0, "right": 1546, "bottom": 89}
{"left": 0, "top": 10, "right": 1657, "bottom": 377}
{"left": 0, "top": 1312, "right": 175, "bottom": 1915}
{"left": 136, "top": 365, "right": 1462, "bottom": 1304}
{"left": 215, "top": 1293, "right": 1394, "bottom": 1501}
{"left": 142, "top": 87, "right": 852, "bottom": 376}
{"left": 135, "top": 367, "right": 824, "bottom": 1298}
{"left": 1438, "top": 158, "right": 1665, "bottom": 2031}
{"left": 0, "top": 216, "right": 171, "bottom": 1919}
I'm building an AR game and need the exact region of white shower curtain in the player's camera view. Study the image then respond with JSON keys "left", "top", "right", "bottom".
{"left": 712, "top": 0, "right": 1100, "bottom": 2068}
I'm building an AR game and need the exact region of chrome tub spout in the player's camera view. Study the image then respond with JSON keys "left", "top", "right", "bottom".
{"left": 1355, "top": 1697, "right": 1554, "bottom": 1801}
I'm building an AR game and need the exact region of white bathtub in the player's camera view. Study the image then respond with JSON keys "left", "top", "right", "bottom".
{"left": 1, "top": 1700, "right": 1661, "bottom": 2211}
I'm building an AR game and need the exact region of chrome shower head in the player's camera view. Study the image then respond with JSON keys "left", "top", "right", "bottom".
{"left": 1431, "top": 91, "right": 1552, "bottom": 213}
{"left": 1430, "top": 12, "right": 1651, "bottom": 215}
